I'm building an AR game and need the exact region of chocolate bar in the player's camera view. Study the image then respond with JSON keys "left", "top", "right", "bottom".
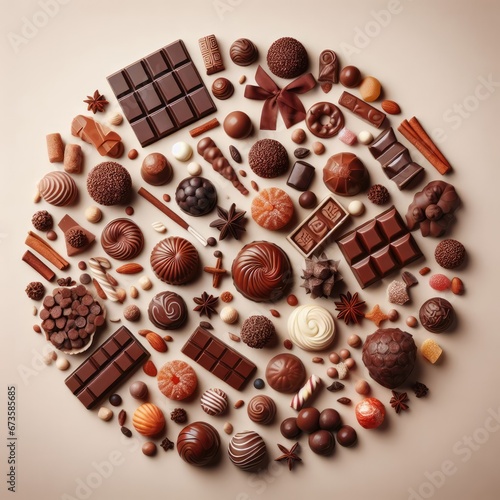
{"left": 336, "top": 206, "right": 423, "bottom": 288}
{"left": 338, "top": 91, "right": 386, "bottom": 128}
{"left": 287, "top": 195, "right": 349, "bottom": 257}
{"left": 107, "top": 40, "right": 216, "bottom": 147}
{"left": 181, "top": 326, "right": 256, "bottom": 390}
{"left": 198, "top": 35, "right": 225, "bottom": 75}
{"left": 65, "top": 326, "right": 150, "bottom": 409}
{"left": 368, "top": 128, "right": 424, "bottom": 189}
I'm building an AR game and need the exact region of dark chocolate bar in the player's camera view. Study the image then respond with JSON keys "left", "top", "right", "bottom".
{"left": 336, "top": 206, "right": 423, "bottom": 288}
{"left": 181, "top": 326, "right": 256, "bottom": 390}
{"left": 338, "top": 91, "right": 386, "bottom": 128}
{"left": 107, "top": 40, "right": 216, "bottom": 147}
{"left": 368, "top": 128, "right": 424, "bottom": 189}
{"left": 65, "top": 326, "right": 150, "bottom": 409}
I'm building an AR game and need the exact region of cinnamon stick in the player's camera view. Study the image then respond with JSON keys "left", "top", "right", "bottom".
{"left": 189, "top": 118, "right": 220, "bottom": 138}
{"left": 22, "top": 250, "right": 56, "bottom": 281}
{"left": 25, "top": 231, "right": 69, "bottom": 270}
{"left": 398, "top": 121, "right": 450, "bottom": 175}
{"left": 408, "top": 117, "right": 451, "bottom": 170}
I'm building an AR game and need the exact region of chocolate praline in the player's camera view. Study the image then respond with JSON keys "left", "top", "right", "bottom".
{"left": 101, "top": 218, "right": 144, "bottom": 260}
{"left": 297, "top": 407, "right": 320, "bottom": 434}
{"left": 231, "top": 241, "right": 292, "bottom": 302}
{"left": 265, "top": 353, "right": 306, "bottom": 393}
{"left": 177, "top": 421, "right": 221, "bottom": 467}
{"left": 419, "top": 297, "right": 455, "bottom": 333}
{"left": 140, "top": 153, "right": 173, "bottom": 186}
{"left": 336, "top": 425, "right": 357, "bottom": 447}
{"left": 323, "top": 152, "right": 368, "bottom": 196}
{"left": 299, "top": 190, "right": 317, "bottom": 209}
{"left": 340, "top": 65, "right": 362, "bottom": 87}
{"left": 247, "top": 395, "right": 276, "bottom": 425}
{"left": 129, "top": 381, "right": 148, "bottom": 400}
{"left": 228, "top": 431, "right": 267, "bottom": 472}
{"left": 240, "top": 315, "right": 275, "bottom": 348}
{"left": 148, "top": 291, "right": 188, "bottom": 330}
{"left": 223, "top": 111, "right": 253, "bottom": 139}
{"left": 150, "top": 237, "right": 200, "bottom": 285}
{"left": 212, "top": 77, "right": 234, "bottom": 100}
{"left": 248, "top": 139, "right": 289, "bottom": 178}
{"left": 87, "top": 162, "right": 132, "bottom": 205}
{"left": 319, "top": 408, "right": 341, "bottom": 431}
{"left": 434, "top": 239, "right": 466, "bottom": 269}
{"left": 308, "top": 430, "right": 335, "bottom": 455}
{"left": 230, "top": 38, "right": 259, "bottom": 66}
{"left": 267, "top": 37, "right": 308, "bottom": 79}
{"left": 280, "top": 417, "right": 302, "bottom": 439}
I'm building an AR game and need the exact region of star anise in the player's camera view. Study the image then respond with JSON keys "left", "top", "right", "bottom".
{"left": 209, "top": 203, "right": 246, "bottom": 240}
{"left": 84, "top": 90, "right": 109, "bottom": 114}
{"left": 193, "top": 292, "right": 219, "bottom": 318}
{"left": 412, "top": 382, "right": 429, "bottom": 398}
{"left": 334, "top": 292, "right": 366, "bottom": 325}
{"left": 275, "top": 442, "right": 302, "bottom": 471}
{"left": 390, "top": 390, "right": 409, "bottom": 413}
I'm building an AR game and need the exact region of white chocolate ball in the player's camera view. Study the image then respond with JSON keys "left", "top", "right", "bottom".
{"left": 85, "top": 206, "right": 102, "bottom": 223}
{"left": 172, "top": 141, "right": 193, "bottom": 162}
{"left": 358, "top": 130, "right": 374, "bottom": 145}
{"left": 348, "top": 200, "right": 365, "bottom": 216}
{"left": 187, "top": 161, "right": 202, "bottom": 176}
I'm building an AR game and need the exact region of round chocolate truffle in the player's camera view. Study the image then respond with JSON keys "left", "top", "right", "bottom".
{"left": 240, "top": 315, "right": 276, "bottom": 348}
{"left": 248, "top": 139, "right": 289, "bottom": 178}
{"left": 177, "top": 421, "right": 221, "bottom": 467}
{"left": 319, "top": 408, "right": 341, "bottom": 431}
{"left": 265, "top": 353, "right": 306, "bottom": 393}
{"left": 228, "top": 431, "right": 267, "bottom": 472}
{"left": 337, "top": 425, "right": 357, "bottom": 447}
{"left": 101, "top": 218, "right": 144, "bottom": 260}
{"left": 299, "top": 190, "right": 317, "bottom": 209}
{"left": 148, "top": 291, "right": 187, "bottom": 330}
{"left": 150, "top": 237, "right": 200, "bottom": 285}
{"left": 230, "top": 38, "right": 259, "bottom": 66}
{"left": 362, "top": 328, "right": 417, "bottom": 389}
{"left": 175, "top": 176, "right": 217, "bottom": 216}
{"left": 297, "top": 407, "right": 321, "bottom": 434}
{"left": 129, "top": 381, "right": 148, "bottom": 400}
{"left": 309, "top": 430, "right": 335, "bottom": 455}
{"left": 323, "top": 152, "right": 368, "bottom": 196}
{"left": 247, "top": 395, "right": 276, "bottom": 425}
{"left": 434, "top": 239, "right": 466, "bottom": 269}
{"left": 38, "top": 171, "right": 78, "bottom": 207}
{"left": 87, "top": 162, "right": 132, "bottom": 205}
{"left": 232, "top": 241, "right": 292, "bottom": 302}
{"left": 367, "top": 184, "right": 390, "bottom": 205}
{"left": 200, "top": 388, "right": 228, "bottom": 416}
{"left": 340, "top": 65, "right": 362, "bottom": 87}
{"left": 419, "top": 297, "right": 455, "bottom": 333}
{"left": 140, "top": 153, "right": 173, "bottom": 186}
{"left": 212, "top": 77, "right": 234, "bottom": 100}
{"left": 267, "top": 37, "right": 308, "bottom": 79}
{"left": 223, "top": 111, "right": 253, "bottom": 139}
{"left": 32, "top": 210, "right": 53, "bottom": 231}
{"left": 280, "top": 417, "right": 302, "bottom": 439}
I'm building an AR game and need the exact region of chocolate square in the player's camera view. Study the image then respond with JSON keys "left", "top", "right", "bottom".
{"left": 144, "top": 51, "right": 170, "bottom": 78}
{"left": 286, "top": 161, "right": 315, "bottom": 191}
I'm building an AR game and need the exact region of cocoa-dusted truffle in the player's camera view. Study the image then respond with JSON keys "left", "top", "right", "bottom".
{"left": 367, "top": 184, "right": 390, "bottom": 205}
{"left": 87, "top": 162, "right": 132, "bottom": 205}
{"left": 434, "top": 239, "right": 466, "bottom": 269}
{"left": 267, "top": 37, "right": 308, "bottom": 79}
{"left": 65, "top": 228, "right": 88, "bottom": 248}
{"left": 248, "top": 139, "right": 289, "bottom": 178}
{"left": 32, "top": 210, "right": 53, "bottom": 231}
{"left": 25, "top": 281, "right": 45, "bottom": 300}
{"left": 240, "top": 315, "right": 275, "bottom": 348}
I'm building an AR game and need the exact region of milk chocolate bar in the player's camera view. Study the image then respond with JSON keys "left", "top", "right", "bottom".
{"left": 338, "top": 91, "right": 386, "bottom": 128}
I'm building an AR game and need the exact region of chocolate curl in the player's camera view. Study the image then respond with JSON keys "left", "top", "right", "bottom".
{"left": 244, "top": 65, "right": 316, "bottom": 130}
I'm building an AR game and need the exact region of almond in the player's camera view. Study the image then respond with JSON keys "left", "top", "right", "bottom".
{"left": 451, "top": 277, "right": 464, "bottom": 295}
{"left": 381, "top": 99, "right": 401, "bottom": 115}
{"left": 116, "top": 263, "right": 144, "bottom": 274}
{"left": 145, "top": 332, "right": 168, "bottom": 353}
{"left": 143, "top": 359, "right": 158, "bottom": 377}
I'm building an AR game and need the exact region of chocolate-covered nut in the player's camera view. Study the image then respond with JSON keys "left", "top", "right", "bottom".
{"left": 129, "top": 381, "right": 148, "bottom": 400}
{"left": 223, "top": 111, "right": 253, "bottom": 139}
{"left": 340, "top": 65, "right": 362, "bottom": 87}
{"left": 319, "top": 408, "right": 341, "bottom": 431}
{"left": 141, "top": 153, "right": 173, "bottom": 186}
{"left": 280, "top": 417, "right": 302, "bottom": 439}
{"left": 230, "top": 38, "right": 259, "bottom": 66}
{"left": 142, "top": 441, "right": 157, "bottom": 456}
{"left": 212, "top": 78, "right": 234, "bottom": 100}
{"left": 298, "top": 190, "right": 317, "bottom": 209}
{"left": 308, "top": 430, "right": 335, "bottom": 455}
{"left": 336, "top": 425, "right": 357, "bottom": 447}
{"left": 109, "top": 394, "right": 122, "bottom": 406}
{"left": 296, "top": 407, "right": 320, "bottom": 434}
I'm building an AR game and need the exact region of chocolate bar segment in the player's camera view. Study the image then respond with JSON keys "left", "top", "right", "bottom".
{"left": 338, "top": 91, "right": 386, "bottom": 128}
{"left": 107, "top": 40, "right": 216, "bottom": 147}
{"left": 181, "top": 326, "right": 256, "bottom": 390}
{"left": 198, "top": 35, "right": 225, "bottom": 75}
{"left": 287, "top": 195, "right": 349, "bottom": 257}
{"left": 64, "top": 326, "right": 150, "bottom": 409}
{"left": 336, "top": 206, "right": 423, "bottom": 288}
{"left": 368, "top": 127, "right": 424, "bottom": 189}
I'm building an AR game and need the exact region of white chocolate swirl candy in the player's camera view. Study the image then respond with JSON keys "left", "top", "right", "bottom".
{"left": 228, "top": 431, "right": 267, "bottom": 472}
{"left": 200, "top": 388, "right": 228, "bottom": 416}
{"left": 287, "top": 304, "right": 335, "bottom": 351}
{"left": 38, "top": 171, "right": 78, "bottom": 206}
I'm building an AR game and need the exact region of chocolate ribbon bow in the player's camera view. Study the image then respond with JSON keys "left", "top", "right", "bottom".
{"left": 244, "top": 66, "right": 316, "bottom": 130}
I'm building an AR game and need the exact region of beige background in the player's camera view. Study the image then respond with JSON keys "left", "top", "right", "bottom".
{"left": 1, "top": 0, "right": 500, "bottom": 499}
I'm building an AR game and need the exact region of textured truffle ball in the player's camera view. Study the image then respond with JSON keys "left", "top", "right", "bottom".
{"left": 25, "top": 281, "right": 45, "bottom": 300}
{"left": 367, "top": 184, "right": 390, "bottom": 205}
{"left": 362, "top": 328, "right": 417, "bottom": 389}
{"left": 65, "top": 228, "right": 88, "bottom": 248}
{"left": 32, "top": 210, "right": 53, "bottom": 231}
{"left": 419, "top": 297, "right": 455, "bottom": 333}
{"left": 87, "top": 162, "right": 132, "bottom": 205}
{"left": 248, "top": 139, "right": 289, "bottom": 178}
{"left": 175, "top": 176, "right": 217, "bottom": 216}
{"left": 267, "top": 37, "right": 308, "bottom": 79}
{"left": 434, "top": 239, "right": 466, "bottom": 269}
{"left": 240, "top": 315, "right": 276, "bottom": 348}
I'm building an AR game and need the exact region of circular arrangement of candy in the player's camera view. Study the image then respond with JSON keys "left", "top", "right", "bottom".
{"left": 25, "top": 35, "right": 465, "bottom": 467}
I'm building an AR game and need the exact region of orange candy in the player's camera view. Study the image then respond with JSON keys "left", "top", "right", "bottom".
{"left": 251, "top": 187, "right": 294, "bottom": 231}
{"left": 157, "top": 360, "right": 198, "bottom": 400}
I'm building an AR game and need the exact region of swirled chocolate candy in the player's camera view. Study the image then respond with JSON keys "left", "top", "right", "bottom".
{"left": 323, "top": 152, "right": 368, "bottom": 196}
{"left": 228, "top": 431, "right": 267, "bottom": 472}
{"left": 265, "top": 353, "right": 306, "bottom": 393}
{"left": 231, "top": 241, "right": 292, "bottom": 302}
{"left": 230, "top": 38, "right": 259, "bottom": 66}
{"left": 177, "top": 421, "right": 220, "bottom": 467}
{"left": 150, "top": 237, "right": 200, "bottom": 285}
{"left": 419, "top": 297, "right": 455, "bottom": 333}
{"left": 101, "top": 218, "right": 144, "bottom": 260}
{"left": 148, "top": 291, "right": 187, "bottom": 330}
{"left": 247, "top": 395, "right": 276, "bottom": 425}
